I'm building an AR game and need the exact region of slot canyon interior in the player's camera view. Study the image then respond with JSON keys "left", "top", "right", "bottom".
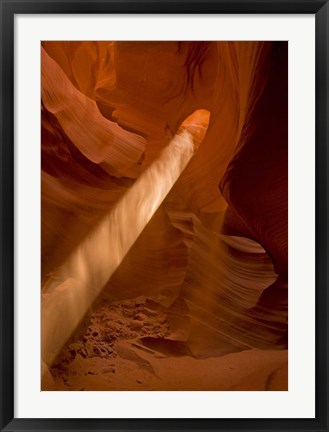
{"left": 41, "top": 41, "right": 288, "bottom": 391}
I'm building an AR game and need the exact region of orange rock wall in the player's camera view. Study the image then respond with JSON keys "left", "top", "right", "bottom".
{"left": 41, "top": 41, "right": 287, "bottom": 365}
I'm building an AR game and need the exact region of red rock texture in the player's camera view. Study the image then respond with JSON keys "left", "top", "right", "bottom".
{"left": 41, "top": 41, "right": 288, "bottom": 391}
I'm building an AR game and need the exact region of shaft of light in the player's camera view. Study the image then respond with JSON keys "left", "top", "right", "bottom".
{"left": 42, "top": 110, "right": 210, "bottom": 367}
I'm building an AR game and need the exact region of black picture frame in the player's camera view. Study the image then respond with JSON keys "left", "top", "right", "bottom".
{"left": 1, "top": 1, "right": 328, "bottom": 431}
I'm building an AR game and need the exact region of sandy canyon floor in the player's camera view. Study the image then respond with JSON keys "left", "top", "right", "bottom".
{"left": 44, "top": 296, "right": 288, "bottom": 391}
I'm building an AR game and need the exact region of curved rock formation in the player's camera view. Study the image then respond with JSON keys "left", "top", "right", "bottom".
{"left": 41, "top": 41, "right": 288, "bottom": 391}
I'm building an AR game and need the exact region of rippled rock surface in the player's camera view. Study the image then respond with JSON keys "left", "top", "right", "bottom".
{"left": 41, "top": 41, "right": 288, "bottom": 391}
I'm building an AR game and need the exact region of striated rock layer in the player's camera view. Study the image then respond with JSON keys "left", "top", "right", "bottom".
{"left": 41, "top": 41, "right": 288, "bottom": 391}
